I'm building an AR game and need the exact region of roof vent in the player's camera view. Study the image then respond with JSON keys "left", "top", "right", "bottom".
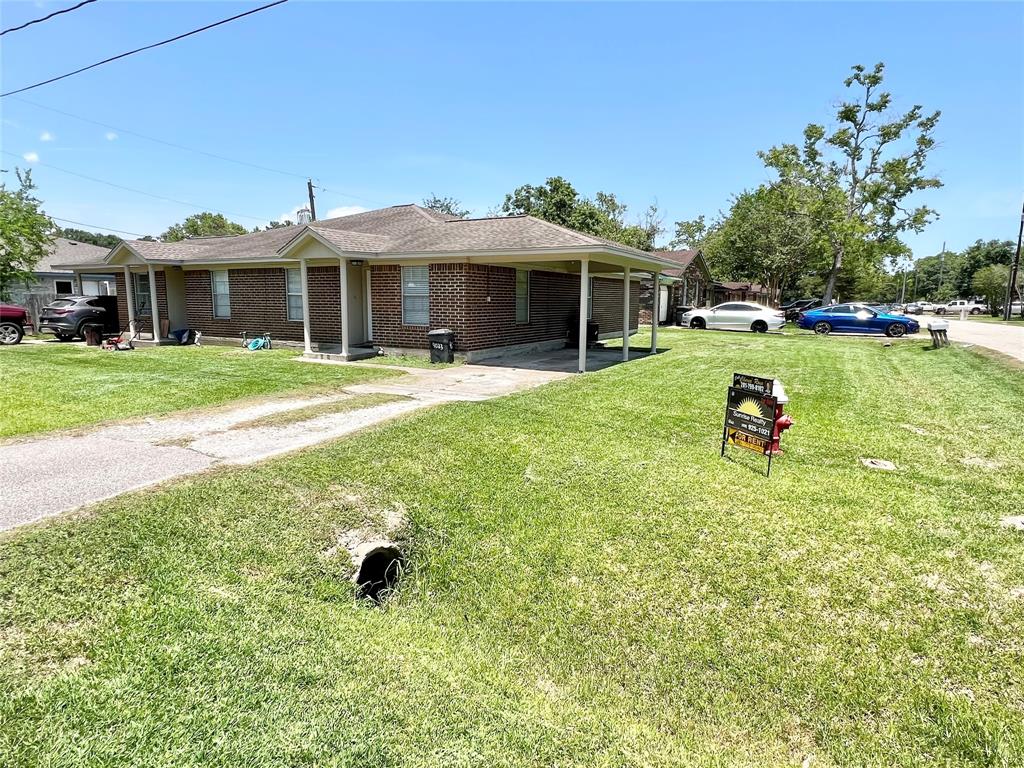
{"left": 297, "top": 207, "right": 312, "bottom": 225}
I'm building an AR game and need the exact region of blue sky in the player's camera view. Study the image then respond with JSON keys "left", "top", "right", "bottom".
{"left": 2, "top": 1, "right": 1021, "bottom": 257}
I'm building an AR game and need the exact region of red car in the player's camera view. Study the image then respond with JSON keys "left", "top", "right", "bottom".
{"left": 0, "top": 303, "right": 30, "bottom": 345}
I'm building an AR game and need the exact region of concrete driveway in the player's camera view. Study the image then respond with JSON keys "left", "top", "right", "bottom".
{"left": 0, "top": 360, "right": 575, "bottom": 533}
{"left": 943, "top": 319, "right": 1024, "bottom": 362}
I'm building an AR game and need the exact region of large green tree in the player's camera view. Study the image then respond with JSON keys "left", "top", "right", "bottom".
{"left": 955, "top": 239, "right": 1014, "bottom": 298}
{"left": 760, "top": 62, "right": 941, "bottom": 303}
{"left": 972, "top": 264, "right": 1010, "bottom": 315}
{"left": 0, "top": 169, "right": 53, "bottom": 300}
{"left": 422, "top": 195, "right": 470, "bottom": 218}
{"left": 161, "top": 212, "right": 247, "bottom": 242}
{"left": 501, "top": 177, "right": 662, "bottom": 251}
{"left": 57, "top": 227, "right": 121, "bottom": 249}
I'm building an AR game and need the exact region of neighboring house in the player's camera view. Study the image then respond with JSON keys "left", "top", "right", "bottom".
{"left": 8, "top": 238, "right": 118, "bottom": 329}
{"left": 713, "top": 281, "right": 772, "bottom": 305}
{"left": 638, "top": 249, "right": 713, "bottom": 325}
{"left": 54, "top": 205, "right": 682, "bottom": 371}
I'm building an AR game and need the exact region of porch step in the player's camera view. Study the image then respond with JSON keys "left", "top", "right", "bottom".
{"left": 304, "top": 348, "right": 380, "bottom": 363}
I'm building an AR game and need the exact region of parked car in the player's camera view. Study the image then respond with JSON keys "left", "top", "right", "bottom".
{"left": 38, "top": 296, "right": 120, "bottom": 341}
{"left": 904, "top": 301, "right": 934, "bottom": 315}
{"left": 934, "top": 299, "right": 987, "bottom": 315}
{"left": 0, "top": 302, "right": 31, "bottom": 345}
{"left": 780, "top": 298, "right": 823, "bottom": 322}
{"left": 797, "top": 303, "right": 920, "bottom": 337}
{"left": 680, "top": 302, "right": 786, "bottom": 333}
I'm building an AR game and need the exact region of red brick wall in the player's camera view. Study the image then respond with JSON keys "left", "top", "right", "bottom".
{"left": 182, "top": 267, "right": 342, "bottom": 344}
{"left": 370, "top": 264, "right": 638, "bottom": 352}
{"left": 115, "top": 271, "right": 168, "bottom": 334}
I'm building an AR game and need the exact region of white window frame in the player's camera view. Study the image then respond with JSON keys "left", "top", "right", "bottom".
{"left": 401, "top": 265, "right": 429, "bottom": 326}
{"left": 54, "top": 279, "right": 74, "bottom": 295}
{"left": 134, "top": 272, "right": 152, "bottom": 316}
{"left": 587, "top": 277, "right": 594, "bottom": 320}
{"left": 515, "top": 269, "right": 530, "bottom": 324}
{"left": 285, "top": 268, "right": 303, "bottom": 321}
{"left": 211, "top": 270, "right": 231, "bottom": 319}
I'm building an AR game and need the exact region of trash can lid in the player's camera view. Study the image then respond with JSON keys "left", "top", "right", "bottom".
{"left": 427, "top": 328, "right": 453, "bottom": 336}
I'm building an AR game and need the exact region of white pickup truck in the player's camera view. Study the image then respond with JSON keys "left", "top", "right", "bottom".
{"left": 933, "top": 299, "right": 988, "bottom": 315}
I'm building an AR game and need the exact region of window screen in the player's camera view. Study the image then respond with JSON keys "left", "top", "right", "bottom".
{"left": 212, "top": 270, "right": 230, "bottom": 318}
{"left": 515, "top": 269, "right": 530, "bottom": 324}
{"left": 402, "top": 266, "right": 429, "bottom": 325}
{"left": 286, "top": 269, "right": 303, "bottom": 321}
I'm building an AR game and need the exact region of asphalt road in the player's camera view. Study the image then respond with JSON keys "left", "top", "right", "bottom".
{"left": 943, "top": 318, "right": 1024, "bottom": 362}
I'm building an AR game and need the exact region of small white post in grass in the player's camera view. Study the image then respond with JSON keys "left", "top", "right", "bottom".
{"left": 339, "top": 257, "right": 349, "bottom": 358}
{"left": 300, "top": 258, "right": 312, "bottom": 355}
{"left": 578, "top": 258, "right": 589, "bottom": 373}
{"left": 622, "top": 265, "right": 631, "bottom": 362}
{"left": 651, "top": 270, "right": 660, "bottom": 354}
{"left": 122, "top": 265, "right": 137, "bottom": 338}
{"left": 147, "top": 265, "right": 160, "bottom": 340}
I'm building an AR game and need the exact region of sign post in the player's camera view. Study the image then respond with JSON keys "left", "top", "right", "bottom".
{"left": 720, "top": 373, "right": 778, "bottom": 477}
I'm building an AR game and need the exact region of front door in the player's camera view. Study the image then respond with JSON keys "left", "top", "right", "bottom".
{"left": 658, "top": 285, "right": 669, "bottom": 322}
{"left": 346, "top": 262, "right": 366, "bottom": 344}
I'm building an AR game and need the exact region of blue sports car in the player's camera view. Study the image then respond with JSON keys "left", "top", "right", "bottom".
{"left": 797, "top": 303, "right": 920, "bottom": 337}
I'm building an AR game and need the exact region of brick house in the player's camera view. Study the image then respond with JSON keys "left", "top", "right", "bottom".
{"left": 56, "top": 205, "right": 682, "bottom": 372}
{"left": 712, "top": 281, "right": 772, "bottom": 305}
{"left": 638, "top": 249, "right": 713, "bottom": 325}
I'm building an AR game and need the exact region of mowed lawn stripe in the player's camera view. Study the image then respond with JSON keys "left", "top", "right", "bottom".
{"left": 1, "top": 331, "right": 1021, "bottom": 766}
{"left": 0, "top": 344, "right": 400, "bottom": 438}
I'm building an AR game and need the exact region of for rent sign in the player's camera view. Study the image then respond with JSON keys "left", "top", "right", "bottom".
{"left": 721, "top": 373, "right": 779, "bottom": 475}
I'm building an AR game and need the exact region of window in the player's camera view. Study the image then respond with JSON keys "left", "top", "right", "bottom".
{"left": 133, "top": 272, "right": 152, "bottom": 315}
{"left": 587, "top": 277, "right": 594, "bottom": 319}
{"left": 54, "top": 279, "right": 74, "bottom": 295}
{"left": 515, "top": 269, "right": 530, "bottom": 324}
{"left": 212, "top": 270, "right": 230, "bottom": 318}
{"left": 715, "top": 303, "right": 744, "bottom": 311}
{"left": 401, "top": 266, "right": 429, "bottom": 325}
{"left": 285, "top": 268, "right": 303, "bottom": 321}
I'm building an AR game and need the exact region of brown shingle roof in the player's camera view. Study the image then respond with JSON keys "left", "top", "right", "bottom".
{"left": 41, "top": 238, "right": 110, "bottom": 271}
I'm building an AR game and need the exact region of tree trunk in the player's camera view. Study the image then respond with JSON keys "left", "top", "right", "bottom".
{"left": 822, "top": 245, "right": 844, "bottom": 304}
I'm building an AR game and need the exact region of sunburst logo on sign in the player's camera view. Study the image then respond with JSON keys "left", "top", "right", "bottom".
{"left": 735, "top": 397, "right": 767, "bottom": 418}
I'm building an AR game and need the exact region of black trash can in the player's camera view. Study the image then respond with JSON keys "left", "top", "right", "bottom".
{"left": 567, "top": 319, "right": 599, "bottom": 348}
{"left": 427, "top": 328, "right": 455, "bottom": 364}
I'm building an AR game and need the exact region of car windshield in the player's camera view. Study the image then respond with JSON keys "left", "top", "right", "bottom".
{"left": 47, "top": 299, "right": 76, "bottom": 308}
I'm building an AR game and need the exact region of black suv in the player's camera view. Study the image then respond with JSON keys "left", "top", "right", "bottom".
{"left": 780, "top": 298, "right": 823, "bottom": 322}
{"left": 39, "top": 296, "right": 120, "bottom": 341}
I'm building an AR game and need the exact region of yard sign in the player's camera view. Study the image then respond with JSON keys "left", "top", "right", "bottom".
{"left": 720, "top": 373, "right": 778, "bottom": 477}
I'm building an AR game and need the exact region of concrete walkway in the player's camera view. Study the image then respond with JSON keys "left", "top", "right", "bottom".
{"left": 943, "top": 318, "right": 1024, "bottom": 362}
{"left": 0, "top": 361, "right": 571, "bottom": 532}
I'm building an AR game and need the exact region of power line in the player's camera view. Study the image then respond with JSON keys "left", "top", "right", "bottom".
{"left": 0, "top": 0, "right": 289, "bottom": 98}
{"left": 2, "top": 150, "right": 269, "bottom": 223}
{"left": 51, "top": 216, "right": 147, "bottom": 238}
{"left": 10, "top": 96, "right": 385, "bottom": 205}
{"left": 1, "top": 0, "right": 98, "bottom": 37}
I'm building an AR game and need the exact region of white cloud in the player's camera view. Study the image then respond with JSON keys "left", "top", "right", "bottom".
{"left": 22, "top": 151, "right": 39, "bottom": 163}
{"left": 39, "top": 131, "right": 54, "bottom": 142}
{"left": 105, "top": 131, "right": 118, "bottom": 141}
{"left": 325, "top": 206, "right": 368, "bottom": 218}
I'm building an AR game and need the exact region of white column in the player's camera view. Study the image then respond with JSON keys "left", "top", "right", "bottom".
{"left": 622, "top": 266, "right": 631, "bottom": 362}
{"left": 364, "top": 268, "right": 373, "bottom": 341}
{"left": 147, "top": 265, "right": 161, "bottom": 340}
{"left": 578, "top": 259, "right": 589, "bottom": 373}
{"left": 122, "top": 265, "right": 137, "bottom": 337}
{"left": 300, "top": 258, "right": 312, "bottom": 354}
{"left": 651, "top": 271, "right": 660, "bottom": 354}
{"left": 338, "top": 257, "right": 349, "bottom": 358}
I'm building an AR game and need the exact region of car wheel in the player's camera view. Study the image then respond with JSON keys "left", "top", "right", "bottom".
{"left": 970, "top": 307, "right": 981, "bottom": 315}
{"left": 0, "top": 322, "right": 23, "bottom": 345}
{"left": 751, "top": 320, "right": 768, "bottom": 333}
{"left": 935, "top": 307, "right": 945, "bottom": 315}
{"left": 689, "top": 317, "right": 705, "bottom": 330}
{"left": 885, "top": 322, "right": 906, "bottom": 338}
{"left": 813, "top": 321, "right": 832, "bottom": 335}
{"left": 77, "top": 323, "right": 93, "bottom": 341}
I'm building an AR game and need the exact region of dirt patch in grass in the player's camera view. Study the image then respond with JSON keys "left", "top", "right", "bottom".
{"left": 226, "top": 393, "right": 409, "bottom": 431}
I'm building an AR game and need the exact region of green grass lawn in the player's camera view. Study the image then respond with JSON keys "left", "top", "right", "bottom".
{"left": 1, "top": 331, "right": 1022, "bottom": 766}
{"left": 0, "top": 344, "right": 400, "bottom": 438}
{"left": 952, "top": 314, "right": 1024, "bottom": 325}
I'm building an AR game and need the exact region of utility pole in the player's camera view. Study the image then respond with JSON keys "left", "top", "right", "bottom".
{"left": 937, "top": 241, "right": 945, "bottom": 298}
{"left": 900, "top": 260, "right": 909, "bottom": 304}
{"left": 307, "top": 178, "right": 317, "bottom": 221}
{"left": 1004, "top": 200, "right": 1023, "bottom": 321}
